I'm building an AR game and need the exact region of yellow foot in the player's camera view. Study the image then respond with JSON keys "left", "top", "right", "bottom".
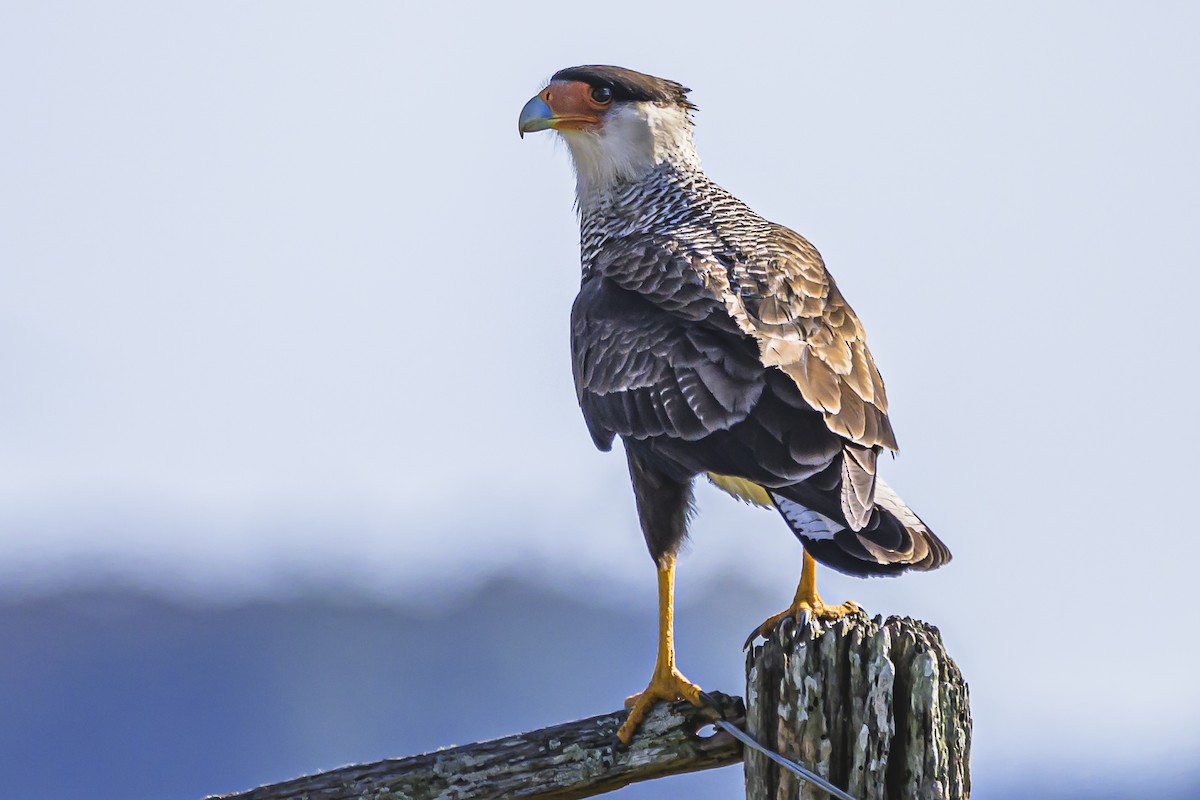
{"left": 745, "top": 599, "right": 862, "bottom": 648}
{"left": 616, "top": 667, "right": 703, "bottom": 745}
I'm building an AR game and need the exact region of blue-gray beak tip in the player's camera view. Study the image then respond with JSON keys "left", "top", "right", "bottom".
{"left": 519, "top": 95, "right": 555, "bottom": 139}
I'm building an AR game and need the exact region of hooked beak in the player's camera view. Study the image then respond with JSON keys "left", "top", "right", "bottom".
{"left": 518, "top": 82, "right": 605, "bottom": 139}
{"left": 518, "top": 94, "right": 555, "bottom": 139}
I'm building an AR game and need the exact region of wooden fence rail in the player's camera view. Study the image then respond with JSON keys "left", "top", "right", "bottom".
{"left": 207, "top": 693, "right": 744, "bottom": 800}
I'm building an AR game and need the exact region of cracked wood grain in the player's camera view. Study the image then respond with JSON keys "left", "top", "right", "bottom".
{"left": 745, "top": 614, "right": 971, "bottom": 800}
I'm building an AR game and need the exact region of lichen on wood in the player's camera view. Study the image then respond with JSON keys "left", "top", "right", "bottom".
{"left": 206, "top": 692, "right": 744, "bottom": 800}
{"left": 744, "top": 614, "right": 970, "bottom": 800}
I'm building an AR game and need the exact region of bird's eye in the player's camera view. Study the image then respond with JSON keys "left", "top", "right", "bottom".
{"left": 591, "top": 86, "right": 613, "bottom": 104}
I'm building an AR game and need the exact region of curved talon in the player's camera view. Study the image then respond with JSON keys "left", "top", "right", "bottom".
{"left": 746, "top": 551, "right": 864, "bottom": 649}
{"left": 744, "top": 599, "right": 861, "bottom": 649}
{"left": 616, "top": 668, "right": 704, "bottom": 744}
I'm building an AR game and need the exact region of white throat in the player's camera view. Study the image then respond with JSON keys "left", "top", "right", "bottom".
{"left": 558, "top": 102, "right": 700, "bottom": 207}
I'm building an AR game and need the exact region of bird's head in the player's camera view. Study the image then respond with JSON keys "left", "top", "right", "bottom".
{"left": 519, "top": 65, "right": 699, "bottom": 201}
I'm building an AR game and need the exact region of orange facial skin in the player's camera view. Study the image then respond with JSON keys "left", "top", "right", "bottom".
{"left": 537, "top": 80, "right": 612, "bottom": 131}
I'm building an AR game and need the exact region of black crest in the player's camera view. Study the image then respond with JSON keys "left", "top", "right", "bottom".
{"left": 551, "top": 65, "right": 695, "bottom": 110}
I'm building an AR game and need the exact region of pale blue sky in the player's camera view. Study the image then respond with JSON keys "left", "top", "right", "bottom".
{"left": 2, "top": 0, "right": 1198, "bottom": 790}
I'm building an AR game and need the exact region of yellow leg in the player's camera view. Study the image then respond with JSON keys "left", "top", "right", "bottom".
{"left": 616, "top": 553, "right": 703, "bottom": 744}
{"left": 747, "top": 550, "right": 862, "bottom": 646}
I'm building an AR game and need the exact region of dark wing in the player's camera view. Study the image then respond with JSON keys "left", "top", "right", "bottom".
{"left": 571, "top": 233, "right": 837, "bottom": 486}
{"left": 573, "top": 228, "right": 897, "bottom": 531}
{"left": 568, "top": 250, "right": 758, "bottom": 453}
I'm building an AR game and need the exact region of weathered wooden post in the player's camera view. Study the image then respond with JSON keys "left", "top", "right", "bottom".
{"left": 745, "top": 614, "right": 971, "bottom": 800}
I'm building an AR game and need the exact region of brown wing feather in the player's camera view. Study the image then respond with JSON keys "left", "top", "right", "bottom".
{"left": 706, "top": 224, "right": 898, "bottom": 453}
{"left": 672, "top": 224, "right": 899, "bottom": 532}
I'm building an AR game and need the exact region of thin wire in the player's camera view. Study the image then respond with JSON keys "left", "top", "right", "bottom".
{"left": 712, "top": 720, "right": 857, "bottom": 800}
{"left": 698, "top": 692, "right": 858, "bottom": 800}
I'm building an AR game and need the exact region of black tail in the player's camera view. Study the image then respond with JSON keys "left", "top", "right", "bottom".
{"left": 770, "top": 477, "right": 951, "bottom": 578}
